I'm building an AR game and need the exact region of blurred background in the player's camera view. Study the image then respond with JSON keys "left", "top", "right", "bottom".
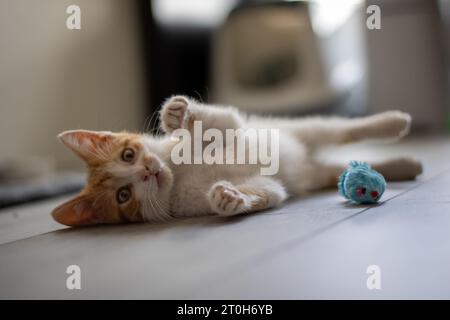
{"left": 0, "top": 0, "right": 449, "bottom": 207}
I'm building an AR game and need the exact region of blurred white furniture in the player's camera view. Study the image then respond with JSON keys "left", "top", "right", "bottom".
{"left": 211, "top": 2, "right": 340, "bottom": 114}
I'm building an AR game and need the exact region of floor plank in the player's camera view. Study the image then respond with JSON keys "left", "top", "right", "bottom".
{"left": 0, "top": 195, "right": 68, "bottom": 245}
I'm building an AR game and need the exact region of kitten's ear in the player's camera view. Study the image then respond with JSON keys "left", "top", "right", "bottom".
{"left": 52, "top": 194, "right": 100, "bottom": 226}
{"left": 58, "top": 130, "right": 115, "bottom": 162}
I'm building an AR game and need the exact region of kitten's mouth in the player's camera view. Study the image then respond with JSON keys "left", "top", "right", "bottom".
{"left": 154, "top": 171, "right": 161, "bottom": 187}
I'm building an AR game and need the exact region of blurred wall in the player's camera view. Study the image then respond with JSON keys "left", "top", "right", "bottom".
{"left": 0, "top": 0, "right": 146, "bottom": 170}
{"left": 366, "top": 0, "right": 447, "bottom": 130}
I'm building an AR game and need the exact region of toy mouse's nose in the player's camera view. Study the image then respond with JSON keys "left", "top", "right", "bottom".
{"left": 371, "top": 191, "right": 379, "bottom": 198}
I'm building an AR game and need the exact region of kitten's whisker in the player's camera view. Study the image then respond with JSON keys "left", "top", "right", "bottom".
{"left": 142, "top": 114, "right": 151, "bottom": 133}
{"left": 147, "top": 111, "right": 160, "bottom": 133}
{"left": 153, "top": 197, "right": 169, "bottom": 221}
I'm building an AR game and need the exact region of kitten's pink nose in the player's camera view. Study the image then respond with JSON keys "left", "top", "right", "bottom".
{"left": 142, "top": 169, "right": 153, "bottom": 182}
{"left": 142, "top": 167, "right": 160, "bottom": 182}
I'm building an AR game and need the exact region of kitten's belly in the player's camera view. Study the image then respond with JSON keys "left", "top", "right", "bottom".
{"left": 167, "top": 133, "right": 308, "bottom": 216}
{"left": 168, "top": 163, "right": 259, "bottom": 217}
{"left": 170, "top": 175, "right": 211, "bottom": 217}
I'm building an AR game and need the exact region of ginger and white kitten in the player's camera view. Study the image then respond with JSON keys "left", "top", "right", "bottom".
{"left": 52, "top": 96, "right": 422, "bottom": 226}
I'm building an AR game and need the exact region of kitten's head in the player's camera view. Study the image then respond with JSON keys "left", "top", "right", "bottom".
{"left": 52, "top": 130, "right": 174, "bottom": 226}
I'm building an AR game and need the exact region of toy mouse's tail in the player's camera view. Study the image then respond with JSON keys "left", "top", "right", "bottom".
{"left": 349, "top": 161, "right": 371, "bottom": 170}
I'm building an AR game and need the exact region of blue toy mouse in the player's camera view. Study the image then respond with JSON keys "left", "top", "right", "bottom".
{"left": 338, "top": 161, "right": 386, "bottom": 204}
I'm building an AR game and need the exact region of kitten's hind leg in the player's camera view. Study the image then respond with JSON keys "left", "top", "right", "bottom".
{"left": 294, "top": 111, "right": 411, "bottom": 148}
{"left": 371, "top": 157, "right": 423, "bottom": 181}
{"left": 304, "top": 157, "right": 423, "bottom": 192}
{"left": 345, "top": 111, "right": 412, "bottom": 142}
{"left": 208, "top": 177, "right": 287, "bottom": 216}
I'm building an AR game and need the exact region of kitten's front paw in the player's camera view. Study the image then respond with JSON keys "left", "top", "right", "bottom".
{"left": 159, "top": 96, "right": 191, "bottom": 133}
{"left": 208, "top": 181, "right": 250, "bottom": 216}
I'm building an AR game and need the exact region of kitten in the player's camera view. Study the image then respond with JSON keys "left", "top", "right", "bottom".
{"left": 52, "top": 96, "right": 422, "bottom": 226}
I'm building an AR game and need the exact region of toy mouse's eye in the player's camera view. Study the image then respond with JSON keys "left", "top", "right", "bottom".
{"left": 371, "top": 191, "right": 379, "bottom": 198}
{"left": 356, "top": 187, "right": 366, "bottom": 196}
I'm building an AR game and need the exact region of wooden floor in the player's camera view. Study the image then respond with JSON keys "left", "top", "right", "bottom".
{"left": 1, "top": 136, "right": 450, "bottom": 299}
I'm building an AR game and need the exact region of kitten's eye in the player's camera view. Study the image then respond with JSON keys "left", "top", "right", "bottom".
{"left": 121, "top": 148, "right": 135, "bottom": 162}
{"left": 116, "top": 186, "right": 131, "bottom": 204}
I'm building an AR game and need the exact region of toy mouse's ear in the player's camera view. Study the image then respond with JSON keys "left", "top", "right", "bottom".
{"left": 52, "top": 194, "right": 100, "bottom": 227}
{"left": 57, "top": 130, "right": 115, "bottom": 163}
